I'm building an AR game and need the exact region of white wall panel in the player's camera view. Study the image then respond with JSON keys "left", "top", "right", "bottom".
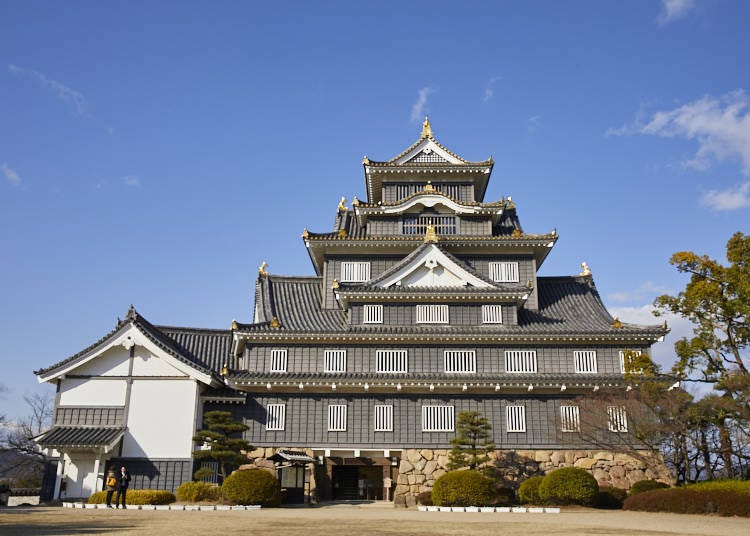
{"left": 73, "top": 346, "right": 130, "bottom": 376}
{"left": 131, "top": 348, "right": 187, "bottom": 376}
{"left": 59, "top": 378, "right": 126, "bottom": 406}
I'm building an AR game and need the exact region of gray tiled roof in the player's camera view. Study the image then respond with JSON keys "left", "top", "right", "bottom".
{"left": 36, "top": 426, "right": 125, "bottom": 449}
{"left": 252, "top": 275, "right": 346, "bottom": 330}
{"left": 230, "top": 371, "right": 633, "bottom": 383}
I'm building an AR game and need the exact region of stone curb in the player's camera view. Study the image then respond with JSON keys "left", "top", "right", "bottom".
{"left": 63, "top": 502, "right": 262, "bottom": 511}
{"left": 418, "top": 506, "right": 560, "bottom": 513}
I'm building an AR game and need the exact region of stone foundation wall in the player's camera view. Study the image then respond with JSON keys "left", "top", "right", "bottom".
{"left": 394, "top": 448, "right": 673, "bottom": 506}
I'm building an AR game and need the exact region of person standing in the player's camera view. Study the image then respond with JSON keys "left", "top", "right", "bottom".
{"left": 115, "top": 466, "right": 131, "bottom": 509}
{"left": 104, "top": 468, "right": 118, "bottom": 508}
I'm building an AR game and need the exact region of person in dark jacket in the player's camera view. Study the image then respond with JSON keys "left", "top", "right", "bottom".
{"left": 105, "top": 468, "right": 118, "bottom": 508}
{"left": 115, "top": 466, "right": 131, "bottom": 509}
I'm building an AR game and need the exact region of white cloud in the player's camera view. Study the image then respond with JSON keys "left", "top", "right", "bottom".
{"left": 608, "top": 281, "right": 672, "bottom": 304}
{"left": 1, "top": 163, "right": 22, "bottom": 186}
{"left": 8, "top": 64, "right": 87, "bottom": 115}
{"left": 483, "top": 76, "right": 501, "bottom": 103}
{"left": 410, "top": 87, "right": 435, "bottom": 124}
{"left": 657, "top": 0, "right": 697, "bottom": 26}
{"left": 122, "top": 175, "right": 141, "bottom": 187}
{"left": 699, "top": 181, "right": 750, "bottom": 211}
{"left": 527, "top": 115, "right": 540, "bottom": 133}
{"left": 609, "top": 90, "right": 750, "bottom": 175}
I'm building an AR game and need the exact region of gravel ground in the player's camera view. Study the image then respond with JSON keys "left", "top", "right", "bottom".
{"left": 1, "top": 504, "right": 749, "bottom": 536}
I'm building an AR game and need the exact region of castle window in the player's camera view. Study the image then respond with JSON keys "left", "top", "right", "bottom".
{"left": 324, "top": 350, "right": 347, "bottom": 373}
{"left": 363, "top": 304, "right": 383, "bottom": 324}
{"left": 373, "top": 405, "right": 393, "bottom": 432}
{"left": 328, "top": 404, "right": 347, "bottom": 431}
{"left": 270, "top": 349, "right": 287, "bottom": 373}
{"left": 482, "top": 304, "right": 503, "bottom": 324}
{"left": 574, "top": 351, "right": 598, "bottom": 373}
{"left": 504, "top": 350, "right": 537, "bottom": 373}
{"left": 607, "top": 406, "right": 628, "bottom": 432}
{"left": 376, "top": 349, "right": 408, "bottom": 373}
{"left": 489, "top": 261, "right": 520, "bottom": 282}
{"left": 619, "top": 350, "right": 642, "bottom": 374}
{"left": 560, "top": 405, "right": 580, "bottom": 432}
{"left": 266, "top": 404, "right": 286, "bottom": 431}
{"left": 422, "top": 405, "right": 455, "bottom": 432}
{"left": 403, "top": 215, "right": 457, "bottom": 235}
{"left": 340, "top": 261, "right": 370, "bottom": 282}
{"left": 444, "top": 350, "right": 476, "bottom": 373}
{"left": 416, "top": 304, "right": 449, "bottom": 324}
{"left": 506, "top": 405, "right": 526, "bottom": 432}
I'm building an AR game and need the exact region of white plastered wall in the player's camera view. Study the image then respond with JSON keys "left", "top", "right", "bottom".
{"left": 58, "top": 378, "right": 127, "bottom": 406}
{"left": 60, "top": 453, "right": 103, "bottom": 499}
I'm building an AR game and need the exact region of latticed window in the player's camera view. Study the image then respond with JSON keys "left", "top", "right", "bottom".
{"left": 270, "top": 349, "right": 287, "bottom": 372}
{"left": 266, "top": 404, "right": 285, "bottom": 431}
{"left": 482, "top": 305, "right": 503, "bottom": 324}
{"left": 574, "top": 350, "right": 598, "bottom": 373}
{"left": 402, "top": 215, "right": 457, "bottom": 235}
{"left": 416, "top": 304, "right": 449, "bottom": 324}
{"left": 422, "top": 405, "right": 454, "bottom": 432}
{"left": 506, "top": 405, "right": 526, "bottom": 432}
{"left": 489, "top": 261, "right": 520, "bottom": 282}
{"left": 608, "top": 406, "right": 628, "bottom": 432}
{"left": 444, "top": 350, "right": 476, "bottom": 373}
{"left": 363, "top": 304, "right": 383, "bottom": 324}
{"left": 324, "top": 350, "right": 347, "bottom": 373}
{"left": 376, "top": 349, "right": 408, "bottom": 373}
{"left": 328, "top": 404, "right": 347, "bottom": 431}
{"left": 505, "top": 350, "right": 537, "bottom": 373}
{"left": 560, "top": 406, "right": 580, "bottom": 432}
{"left": 340, "top": 261, "right": 370, "bottom": 282}
{"left": 619, "top": 350, "right": 643, "bottom": 374}
{"left": 373, "top": 405, "right": 393, "bottom": 432}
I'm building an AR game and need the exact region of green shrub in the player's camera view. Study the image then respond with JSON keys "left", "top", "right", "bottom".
{"left": 416, "top": 491, "right": 433, "bottom": 505}
{"left": 493, "top": 486, "right": 516, "bottom": 506}
{"left": 87, "top": 489, "right": 175, "bottom": 505}
{"left": 221, "top": 469, "right": 281, "bottom": 507}
{"left": 518, "top": 476, "right": 545, "bottom": 504}
{"left": 431, "top": 471, "right": 496, "bottom": 507}
{"left": 629, "top": 479, "right": 669, "bottom": 496}
{"left": 685, "top": 480, "right": 750, "bottom": 494}
{"left": 193, "top": 467, "right": 216, "bottom": 481}
{"left": 624, "top": 488, "right": 750, "bottom": 517}
{"left": 176, "top": 481, "right": 222, "bottom": 502}
{"left": 596, "top": 486, "right": 627, "bottom": 509}
{"left": 538, "top": 467, "right": 599, "bottom": 506}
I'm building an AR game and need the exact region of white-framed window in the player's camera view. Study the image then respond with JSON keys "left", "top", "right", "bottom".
{"left": 608, "top": 406, "right": 628, "bottom": 432}
{"left": 560, "top": 405, "right": 580, "bottom": 432}
{"left": 416, "top": 304, "right": 449, "bottom": 324}
{"left": 376, "top": 349, "right": 408, "bottom": 373}
{"left": 328, "top": 404, "right": 347, "bottom": 431}
{"left": 619, "top": 350, "right": 643, "bottom": 374}
{"left": 482, "top": 304, "right": 503, "bottom": 324}
{"left": 444, "top": 350, "right": 476, "bottom": 373}
{"left": 270, "top": 349, "right": 288, "bottom": 372}
{"left": 363, "top": 304, "right": 383, "bottom": 324}
{"left": 340, "top": 261, "right": 370, "bottom": 282}
{"left": 504, "top": 350, "right": 537, "bottom": 373}
{"left": 506, "top": 405, "right": 526, "bottom": 432}
{"left": 574, "top": 350, "right": 598, "bottom": 373}
{"left": 422, "top": 405, "right": 455, "bottom": 432}
{"left": 266, "top": 404, "right": 286, "bottom": 431}
{"left": 489, "top": 261, "right": 520, "bottom": 283}
{"left": 373, "top": 405, "right": 393, "bottom": 432}
{"left": 324, "top": 350, "right": 347, "bottom": 373}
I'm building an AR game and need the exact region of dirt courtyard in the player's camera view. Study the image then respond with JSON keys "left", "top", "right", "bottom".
{"left": 1, "top": 504, "right": 748, "bottom": 536}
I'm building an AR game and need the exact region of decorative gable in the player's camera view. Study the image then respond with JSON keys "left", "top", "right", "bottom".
{"left": 374, "top": 244, "right": 494, "bottom": 289}
{"left": 394, "top": 138, "right": 463, "bottom": 165}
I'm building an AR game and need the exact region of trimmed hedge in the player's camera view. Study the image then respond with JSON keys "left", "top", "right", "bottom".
{"left": 624, "top": 488, "right": 750, "bottom": 517}
{"left": 538, "top": 467, "right": 599, "bottom": 506}
{"left": 221, "top": 469, "right": 281, "bottom": 507}
{"left": 494, "top": 486, "right": 516, "bottom": 506}
{"left": 518, "top": 476, "right": 545, "bottom": 504}
{"left": 87, "top": 490, "right": 175, "bottom": 505}
{"left": 416, "top": 491, "right": 433, "bottom": 506}
{"left": 175, "top": 481, "right": 222, "bottom": 502}
{"left": 629, "top": 479, "right": 669, "bottom": 496}
{"left": 686, "top": 480, "right": 750, "bottom": 494}
{"left": 596, "top": 486, "right": 627, "bottom": 509}
{"left": 431, "top": 471, "right": 496, "bottom": 507}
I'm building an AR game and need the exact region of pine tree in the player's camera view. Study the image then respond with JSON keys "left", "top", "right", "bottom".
{"left": 447, "top": 411, "right": 496, "bottom": 471}
{"left": 192, "top": 411, "right": 253, "bottom": 480}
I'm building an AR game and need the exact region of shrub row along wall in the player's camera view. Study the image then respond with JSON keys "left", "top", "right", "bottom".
{"left": 394, "top": 449, "right": 672, "bottom": 506}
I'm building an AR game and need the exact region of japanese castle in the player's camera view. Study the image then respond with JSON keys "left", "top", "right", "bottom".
{"left": 35, "top": 118, "right": 670, "bottom": 504}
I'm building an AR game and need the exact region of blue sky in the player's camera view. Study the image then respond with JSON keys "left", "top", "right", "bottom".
{"left": 1, "top": 1, "right": 748, "bottom": 420}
